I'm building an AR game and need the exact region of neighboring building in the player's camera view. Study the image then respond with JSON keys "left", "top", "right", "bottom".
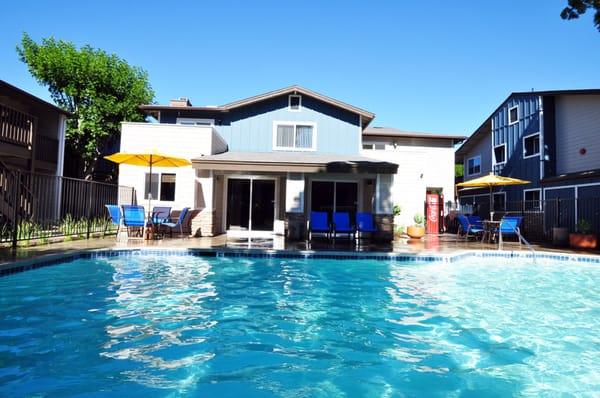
{"left": 456, "top": 89, "right": 600, "bottom": 234}
{"left": 120, "top": 86, "right": 399, "bottom": 239}
{"left": 0, "top": 80, "right": 68, "bottom": 176}
{"left": 361, "top": 127, "right": 465, "bottom": 228}
{"left": 0, "top": 80, "right": 69, "bottom": 225}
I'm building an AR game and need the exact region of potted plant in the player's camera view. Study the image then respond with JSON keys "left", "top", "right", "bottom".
{"left": 569, "top": 219, "right": 597, "bottom": 250}
{"left": 393, "top": 205, "right": 402, "bottom": 237}
{"left": 407, "top": 213, "right": 425, "bottom": 239}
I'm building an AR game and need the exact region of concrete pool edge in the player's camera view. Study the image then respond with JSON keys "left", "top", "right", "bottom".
{"left": 1, "top": 246, "right": 599, "bottom": 276}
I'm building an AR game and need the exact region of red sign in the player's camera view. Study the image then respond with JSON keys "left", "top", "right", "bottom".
{"left": 426, "top": 193, "right": 439, "bottom": 234}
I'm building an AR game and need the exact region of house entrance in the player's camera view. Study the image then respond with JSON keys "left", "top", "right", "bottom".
{"left": 226, "top": 178, "right": 275, "bottom": 232}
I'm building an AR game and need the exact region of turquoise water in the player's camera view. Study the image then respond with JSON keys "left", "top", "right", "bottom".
{"left": 0, "top": 255, "right": 598, "bottom": 397}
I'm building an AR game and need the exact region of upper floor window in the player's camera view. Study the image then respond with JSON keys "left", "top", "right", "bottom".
{"left": 466, "top": 155, "right": 481, "bottom": 176}
{"left": 508, "top": 106, "right": 518, "bottom": 125}
{"left": 273, "top": 122, "right": 316, "bottom": 150}
{"left": 523, "top": 133, "right": 540, "bottom": 158}
{"left": 288, "top": 95, "right": 302, "bottom": 111}
{"left": 493, "top": 143, "right": 506, "bottom": 165}
{"left": 362, "top": 143, "right": 385, "bottom": 150}
{"left": 176, "top": 118, "right": 214, "bottom": 126}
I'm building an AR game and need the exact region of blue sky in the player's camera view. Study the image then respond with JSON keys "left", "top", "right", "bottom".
{"left": 1, "top": 0, "right": 599, "bottom": 136}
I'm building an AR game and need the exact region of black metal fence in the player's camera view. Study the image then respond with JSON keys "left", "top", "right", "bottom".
{"left": 0, "top": 169, "right": 136, "bottom": 247}
{"left": 448, "top": 197, "right": 600, "bottom": 243}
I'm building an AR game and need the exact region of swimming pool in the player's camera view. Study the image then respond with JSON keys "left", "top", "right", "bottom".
{"left": 0, "top": 252, "right": 598, "bottom": 397}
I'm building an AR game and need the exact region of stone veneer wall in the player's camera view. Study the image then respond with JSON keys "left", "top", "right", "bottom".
{"left": 191, "top": 209, "right": 216, "bottom": 237}
{"left": 374, "top": 214, "right": 394, "bottom": 242}
{"left": 285, "top": 212, "right": 307, "bottom": 240}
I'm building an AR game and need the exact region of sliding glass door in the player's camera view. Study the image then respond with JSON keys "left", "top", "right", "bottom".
{"left": 310, "top": 181, "right": 358, "bottom": 221}
{"left": 226, "top": 178, "right": 275, "bottom": 232}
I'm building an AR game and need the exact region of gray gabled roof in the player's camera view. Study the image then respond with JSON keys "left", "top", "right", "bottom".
{"left": 364, "top": 126, "right": 466, "bottom": 141}
{"left": 140, "top": 85, "right": 375, "bottom": 126}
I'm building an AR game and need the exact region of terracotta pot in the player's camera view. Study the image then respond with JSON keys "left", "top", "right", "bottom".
{"left": 407, "top": 225, "right": 425, "bottom": 239}
{"left": 569, "top": 233, "right": 597, "bottom": 250}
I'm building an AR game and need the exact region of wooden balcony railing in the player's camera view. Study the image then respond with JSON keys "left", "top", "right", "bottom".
{"left": 0, "top": 103, "right": 34, "bottom": 147}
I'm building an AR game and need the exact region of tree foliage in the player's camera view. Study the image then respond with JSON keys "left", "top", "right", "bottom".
{"left": 561, "top": 0, "right": 600, "bottom": 32}
{"left": 17, "top": 33, "right": 154, "bottom": 178}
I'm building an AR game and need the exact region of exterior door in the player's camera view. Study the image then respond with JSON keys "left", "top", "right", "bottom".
{"left": 310, "top": 181, "right": 358, "bottom": 221}
{"left": 226, "top": 178, "right": 275, "bottom": 232}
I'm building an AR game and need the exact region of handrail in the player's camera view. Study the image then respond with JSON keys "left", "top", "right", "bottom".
{"left": 498, "top": 213, "right": 536, "bottom": 262}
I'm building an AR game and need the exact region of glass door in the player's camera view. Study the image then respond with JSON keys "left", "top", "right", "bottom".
{"left": 226, "top": 178, "right": 276, "bottom": 232}
{"left": 251, "top": 179, "right": 275, "bottom": 231}
{"left": 226, "top": 179, "right": 250, "bottom": 230}
{"left": 310, "top": 181, "right": 358, "bottom": 221}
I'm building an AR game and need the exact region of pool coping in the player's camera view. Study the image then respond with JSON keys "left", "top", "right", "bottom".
{"left": 1, "top": 246, "right": 599, "bottom": 276}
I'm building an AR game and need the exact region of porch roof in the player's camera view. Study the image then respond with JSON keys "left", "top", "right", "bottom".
{"left": 191, "top": 151, "right": 398, "bottom": 174}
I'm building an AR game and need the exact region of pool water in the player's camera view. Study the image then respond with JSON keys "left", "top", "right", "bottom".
{"left": 0, "top": 254, "right": 598, "bottom": 397}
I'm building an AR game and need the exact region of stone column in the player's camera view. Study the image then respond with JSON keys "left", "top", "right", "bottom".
{"left": 375, "top": 173, "right": 394, "bottom": 241}
{"left": 191, "top": 169, "right": 215, "bottom": 236}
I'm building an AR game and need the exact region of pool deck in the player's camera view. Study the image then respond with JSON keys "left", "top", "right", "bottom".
{"left": 1, "top": 233, "right": 597, "bottom": 267}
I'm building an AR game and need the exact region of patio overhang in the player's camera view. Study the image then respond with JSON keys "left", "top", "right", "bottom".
{"left": 192, "top": 152, "right": 398, "bottom": 174}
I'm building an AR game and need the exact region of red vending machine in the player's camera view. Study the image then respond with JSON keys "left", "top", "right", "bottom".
{"left": 426, "top": 193, "right": 440, "bottom": 234}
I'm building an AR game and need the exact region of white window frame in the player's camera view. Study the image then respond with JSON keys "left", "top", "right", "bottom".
{"left": 493, "top": 143, "right": 507, "bottom": 166}
{"left": 523, "top": 188, "right": 542, "bottom": 211}
{"left": 288, "top": 94, "right": 302, "bottom": 112}
{"left": 176, "top": 118, "right": 215, "bottom": 126}
{"left": 362, "top": 141, "right": 386, "bottom": 151}
{"left": 466, "top": 155, "right": 482, "bottom": 177}
{"left": 144, "top": 172, "right": 177, "bottom": 202}
{"left": 272, "top": 121, "right": 317, "bottom": 151}
{"left": 493, "top": 191, "right": 506, "bottom": 211}
{"left": 522, "top": 132, "right": 541, "bottom": 159}
{"left": 508, "top": 105, "right": 519, "bottom": 125}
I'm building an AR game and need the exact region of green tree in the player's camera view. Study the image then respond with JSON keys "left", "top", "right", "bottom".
{"left": 561, "top": 0, "right": 600, "bottom": 32}
{"left": 17, "top": 33, "right": 154, "bottom": 179}
{"left": 455, "top": 164, "right": 464, "bottom": 178}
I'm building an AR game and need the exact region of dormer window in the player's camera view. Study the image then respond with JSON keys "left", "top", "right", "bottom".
{"left": 508, "top": 105, "right": 518, "bottom": 125}
{"left": 289, "top": 95, "right": 301, "bottom": 111}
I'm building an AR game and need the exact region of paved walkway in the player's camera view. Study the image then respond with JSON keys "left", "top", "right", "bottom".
{"left": 2, "top": 233, "right": 595, "bottom": 265}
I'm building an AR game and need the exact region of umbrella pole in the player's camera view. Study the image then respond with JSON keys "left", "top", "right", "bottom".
{"left": 489, "top": 185, "right": 493, "bottom": 221}
{"left": 148, "top": 155, "right": 153, "bottom": 214}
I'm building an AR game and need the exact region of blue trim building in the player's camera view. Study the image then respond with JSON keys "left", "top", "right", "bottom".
{"left": 456, "top": 89, "right": 600, "bottom": 238}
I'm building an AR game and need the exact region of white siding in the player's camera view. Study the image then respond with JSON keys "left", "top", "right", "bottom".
{"left": 362, "top": 137, "right": 456, "bottom": 227}
{"left": 118, "top": 122, "right": 224, "bottom": 211}
{"left": 556, "top": 95, "right": 600, "bottom": 174}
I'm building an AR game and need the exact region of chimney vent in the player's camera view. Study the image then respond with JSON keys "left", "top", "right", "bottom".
{"left": 169, "top": 97, "right": 192, "bottom": 107}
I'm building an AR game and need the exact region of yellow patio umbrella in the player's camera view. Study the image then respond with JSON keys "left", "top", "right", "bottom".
{"left": 456, "top": 173, "right": 530, "bottom": 219}
{"left": 105, "top": 151, "right": 192, "bottom": 210}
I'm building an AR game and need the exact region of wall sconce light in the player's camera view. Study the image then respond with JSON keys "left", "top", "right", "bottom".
{"left": 580, "top": 148, "right": 587, "bottom": 155}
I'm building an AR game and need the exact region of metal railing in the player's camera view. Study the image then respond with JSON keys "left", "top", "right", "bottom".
{"left": 0, "top": 165, "right": 136, "bottom": 248}
{"left": 451, "top": 197, "right": 600, "bottom": 243}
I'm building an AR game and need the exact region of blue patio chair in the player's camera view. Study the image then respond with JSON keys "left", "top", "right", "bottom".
{"left": 457, "top": 214, "right": 484, "bottom": 240}
{"left": 308, "top": 211, "right": 330, "bottom": 240}
{"left": 104, "top": 204, "right": 121, "bottom": 237}
{"left": 150, "top": 206, "right": 171, "bottom": 225}
{"left": 356, "top": 212, "right": 377, "bottom": 241}
{"left": 121, "top": 205, "right": 146, "bottom": 237}
{"left": 499, "top": 216, "right": 524, "bottom": 246}
{"left": 333, "top": 212, "right": 353, "bottom": 240}
{"left": 467, "top": 215, "right": 484, "bottom": 229}
{"left": 163, "top": 207, "right": 190, "bottom": 237}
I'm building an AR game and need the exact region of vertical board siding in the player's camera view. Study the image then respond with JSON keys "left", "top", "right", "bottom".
{"left": 490, "top": 95, "right": 542, "bottom": 201}
{"left": 555, "top": 95, "right": 600, "bottom": 174}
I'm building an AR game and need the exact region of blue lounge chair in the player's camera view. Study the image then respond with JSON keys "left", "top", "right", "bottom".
{"left": 356, "top": 212, "right": 377, "bottom": 241}
{"left": 121, "top": 205, "right": 146, "bottom": 237}
{"left": 457, "top": 214, "right": 484, "bottom": 240}
{"left": 150, "top": 206, "right": 171, "bottom": 225}
{"left": 499, "top": 216, "right": 524, "bottom": 245}
{"left": 308, "top": 211, "right": 330, "bottom": 240}
{"left": 163, "top": 207, "right": 190, "bottom": 237}
{"left": 333, "top": 212, "right": 353, "bottom": 239}
{"left": 104, "top": 204, "right": 121, "bottom": 236}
